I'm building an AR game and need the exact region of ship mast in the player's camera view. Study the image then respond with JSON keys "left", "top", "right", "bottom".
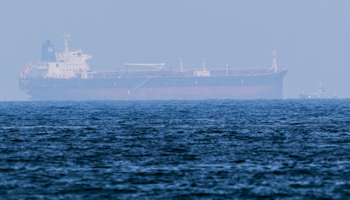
{"left": 271, "top": 50, "right": 277, "bottom": 73}
{"left": 63, "top": 33, "right": 70, "bottom": 52}
{"left": 180, "top": 58, "right": 183, "bottom": 72}
{"left": 202, "top": 58, "right": 206, "bottom": 71}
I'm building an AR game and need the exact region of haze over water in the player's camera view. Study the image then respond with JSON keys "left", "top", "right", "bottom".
{"left": 1, "top": 1, "right": 350, "bottom": 199}
{"left": 1, "top": 100, "right": 350, "bottom": 198}
{"left": 1, "top": 0, "right": 350, "bottom": 100}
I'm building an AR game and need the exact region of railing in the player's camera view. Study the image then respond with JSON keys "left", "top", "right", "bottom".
{"left": 20, "top": 68, "right": 284, "bottom": 79}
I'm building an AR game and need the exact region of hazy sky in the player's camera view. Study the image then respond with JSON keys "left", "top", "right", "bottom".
{"left": 1, "top": 0, "right": 350, "bottom": 100}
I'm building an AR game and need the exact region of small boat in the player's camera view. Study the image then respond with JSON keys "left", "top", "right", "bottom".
{"left": 299, "top": 83, "right": 336, "bottom": 99}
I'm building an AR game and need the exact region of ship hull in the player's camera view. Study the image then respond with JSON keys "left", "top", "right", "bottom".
{"left": 19, "top": 71, "right": 287, "bottom": 100}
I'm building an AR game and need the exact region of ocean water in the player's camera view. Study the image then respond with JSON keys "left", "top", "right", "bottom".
{"left": 0, "top": 99, "right": 350, "bottom": 199}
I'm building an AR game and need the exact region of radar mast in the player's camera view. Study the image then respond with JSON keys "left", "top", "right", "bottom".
{"left": 271, "top": 50, "right": 277, "bottom": 73}
{"left": 63, "top": 33, "right": 70, "bottom": 52}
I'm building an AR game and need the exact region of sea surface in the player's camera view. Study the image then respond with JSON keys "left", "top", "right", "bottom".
{"left": 1, "top": 99, "right": 350, "bottom": 199}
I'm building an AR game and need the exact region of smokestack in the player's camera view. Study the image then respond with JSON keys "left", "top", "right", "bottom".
{"left": 41, "top": 40, "right": 56, "bottom": 62}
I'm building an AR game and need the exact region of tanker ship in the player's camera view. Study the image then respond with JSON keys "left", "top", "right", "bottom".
{"left": 19, "top": 34, "right": 287, "bottom": 100}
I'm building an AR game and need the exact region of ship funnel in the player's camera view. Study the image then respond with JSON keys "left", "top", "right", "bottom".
{"left": 41, "top": 40, "right": 57, "bottom": 62}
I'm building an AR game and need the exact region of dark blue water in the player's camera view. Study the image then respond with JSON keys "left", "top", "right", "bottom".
{"left": 1, "top": 100, "right": 350, "bottom": 199}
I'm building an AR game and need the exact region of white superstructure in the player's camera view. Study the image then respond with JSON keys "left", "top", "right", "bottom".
{"left": 194, "top": 58, "right": 210, "bottom": 77}
{"left": 25, "top": 34, "right": 93, "bottom": 79}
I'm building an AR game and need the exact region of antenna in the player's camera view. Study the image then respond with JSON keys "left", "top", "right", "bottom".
{"left": 63, "top": 33, "right": 70, "bottom": 52}
{"left": 202, "top": 58, "right": 206, "bottom": 71}
{"left": 180, "top": 58, "right": 183, "bottom": 72}
{"left": 271, "top": 50, "right": 277, "bottom": 73}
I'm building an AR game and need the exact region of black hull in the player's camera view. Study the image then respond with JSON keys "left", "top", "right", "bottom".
{"left": 19, "top": 70, "right": 287, "bottom": 100}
